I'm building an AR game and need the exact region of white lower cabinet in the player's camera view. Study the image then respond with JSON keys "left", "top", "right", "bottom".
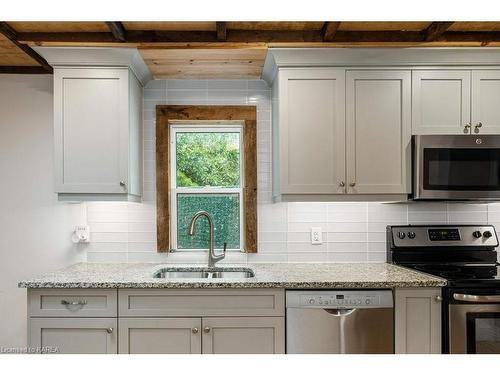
{"left": 118, "top": 317, "right": 284, "bottom": 354}
{"left": 201, "top": 317, "right": 285, "bottom": 354}
{"left": 28, "top": 287, "right": 444, "bottom": 354}
{"left": 28, "top": 288, "right": 285, "bottom": 355}
{"left": 29, "top": 318, "right": 117, "bottom": 354}
{"left": 395, "top": 288, "right": 442, "bottom": 354}
{"left": 118, "top": 318, "right": 201, "bottom": 354}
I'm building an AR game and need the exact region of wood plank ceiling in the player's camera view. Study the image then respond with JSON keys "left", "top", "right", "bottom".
{"left": 2, "top": 21, "right": 500, "bottom": 78}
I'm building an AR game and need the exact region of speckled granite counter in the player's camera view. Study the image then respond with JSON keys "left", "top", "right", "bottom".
{"left": 18, "top": 262, "right": 446, "bottom": 289}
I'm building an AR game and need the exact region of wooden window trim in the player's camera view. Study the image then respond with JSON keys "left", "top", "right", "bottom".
{"left": 156, "top": 105, "right": 257, "bottom": 253}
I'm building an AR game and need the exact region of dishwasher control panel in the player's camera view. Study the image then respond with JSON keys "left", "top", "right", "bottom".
{"left": 286, "top": 290, "right": 393, "bottom": 309}
{"left": 300, "top": 294, "right": 379, "bottom": 307}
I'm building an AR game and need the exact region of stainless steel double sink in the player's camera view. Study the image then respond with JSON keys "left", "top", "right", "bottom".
{"left": 153, "top": 267, "right": 255, "bottom": 279}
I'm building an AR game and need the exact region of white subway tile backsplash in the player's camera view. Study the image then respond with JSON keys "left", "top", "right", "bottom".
{"left": 327, "top": 232, "right": 367, "bottom": 243}
{"left": 248, "top": 80, "right": 270, "bottom": 90}
{"left": 85, "top": 79, "right": 500, "bottom": 264}
{"left": 288, "top": 252, "right": 328, "bottom": 262}
{"left": 288, "top": 243, "right": 327, "bottom": 253}
{"left": 258, "top": 242, "right": 287, "bottom": 253}
{"left": 207, "top": 80, "right": 248, "bottom": 90}
{"left": 327, "top": 252, "right": 367, "bottom": 262}
{"left": 87, "top": 252, "right": 128, "bottom": 262}
{"left": 328, "top": 242, "right": 368, "bottom": 253}
{"left": 327, "top": 222, "right": 367, "bottom": 233}
{"left": 168, "top": 80, "right": 207, "bottom": 90}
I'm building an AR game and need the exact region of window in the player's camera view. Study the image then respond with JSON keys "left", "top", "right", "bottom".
{"left": 170, "top": 124, "right": 244, "bottom": 251}
{"left": 155, "top": 105, "right": 257, "bottom": 253}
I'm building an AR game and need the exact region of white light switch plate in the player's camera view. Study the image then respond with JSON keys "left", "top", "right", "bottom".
{"left": 311, "top": 227, "right": 323, "bottom": 245}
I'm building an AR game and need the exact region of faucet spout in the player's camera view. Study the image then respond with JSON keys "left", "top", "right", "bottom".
{"left": 187, "top": 211, "right": 226, "bottom": 268}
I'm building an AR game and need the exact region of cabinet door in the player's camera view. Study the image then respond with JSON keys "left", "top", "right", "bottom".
{"left": 395, "top": 288, "right": 442, "bottom": 354}
{"left": 201, "top": 317, "right": 285, "bottom": 354}
{"left": 54, "top": 68, "right": 129, "bottom": 194}
{"left": 118, "top": 318, "right": 201, "bottom": 354}
{"left": 412, "top": 70, "right": 471, "bottom": 134}
{"left": 472, "top": 70, "right": 500, "bottom": 134}
{"left": 346, "top": 70, "right": 411, "bottom": 194}
{"left": 29, "top": 318, "right": 117, "bottom": 354}
{"left": 279, "top": 68, "right": 345, "bottom": 194}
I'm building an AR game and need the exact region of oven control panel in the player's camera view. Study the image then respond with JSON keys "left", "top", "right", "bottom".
{"left": 286, "top": 290, "right": 394, "bottom": 309}
{"left": 390, "top": 225, "right": 498, "bottom": 248}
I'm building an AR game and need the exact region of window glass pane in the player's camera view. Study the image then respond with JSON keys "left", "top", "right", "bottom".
{"left": 177, "top": 193, "right": 240, "bottom": 249}
{"left": 176, "top": 132, "right": 240, "bottom": 188}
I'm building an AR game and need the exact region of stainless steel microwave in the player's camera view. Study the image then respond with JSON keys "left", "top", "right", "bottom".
{"left": 412, "top": 135, "right": 500, "bottom": 200}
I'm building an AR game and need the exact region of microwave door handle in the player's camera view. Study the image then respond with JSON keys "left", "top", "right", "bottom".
{"left": 453, "top": 293, "right": 500, "bottom": 303}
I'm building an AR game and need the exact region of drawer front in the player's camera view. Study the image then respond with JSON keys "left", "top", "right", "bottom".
{"left": 119, "top": 289, "right": 285, "bottom": 317}
{"left": 29, "top": 289, "right": 118, "bottom": 317}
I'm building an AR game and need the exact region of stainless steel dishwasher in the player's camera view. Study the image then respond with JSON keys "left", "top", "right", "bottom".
{"left": 286, "top": 290, "right": 394, "bottom": 354}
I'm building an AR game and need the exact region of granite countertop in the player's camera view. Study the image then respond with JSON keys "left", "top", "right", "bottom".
{"left": 18, "top": 262, "right": 446, "bottom": 289}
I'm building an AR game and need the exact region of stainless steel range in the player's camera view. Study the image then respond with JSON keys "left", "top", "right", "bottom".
{"left": 387, "top": 224, "right": 500, "bottom": 354}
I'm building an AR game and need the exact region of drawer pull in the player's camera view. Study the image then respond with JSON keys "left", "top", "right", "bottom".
{"left": 203, "top": 326, "right": 211, "bottom": 333}
{"left": 61, "top": 299, "right": 88, "bottom": 306}
{"left": 106, "top": 328, "right": 113, "bottom": 334}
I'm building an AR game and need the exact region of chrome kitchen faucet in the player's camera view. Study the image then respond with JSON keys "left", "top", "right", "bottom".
{"left": 188, "top": 211, "right": 226, "bottom": 267}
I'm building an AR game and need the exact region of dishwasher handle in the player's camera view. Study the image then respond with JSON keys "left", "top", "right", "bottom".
{"left": 324, "top": 308, "right": 356, "bottom": 316}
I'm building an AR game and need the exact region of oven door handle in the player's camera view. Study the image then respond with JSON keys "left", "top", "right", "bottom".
{"left": 453, "top": 293, "right": 500, "bottom": 303}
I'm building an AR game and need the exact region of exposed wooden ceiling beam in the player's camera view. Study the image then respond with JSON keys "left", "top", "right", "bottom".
{"left": 0, "top": 66, "right": 49, "bottom": 74}
{"left": 322, "top": 22, "right": 341, "bottom": 41}
{"left": 14, "top": 28, "right": 500, "bottom": 45}
{"left": 424, "top": 22, "right": 455, "bottom": 41}
{"left": 0, "top": 22, "right": 52, "bottom": 73}
{"left": 105, "top": 22, "right": 127, "bottom": 42}
{"left": 216, "top": 22, "right": 227, "bottom": 41}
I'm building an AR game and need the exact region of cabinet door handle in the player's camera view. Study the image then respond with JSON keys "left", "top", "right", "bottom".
{"left": 203, "top": 327, "right": 211, "bottom": 333}
{"left": 106, "top": 328, "right": 113, "bottom": 334}
{"left": 474, "top": 122, "right": 483, "bottom": 134}
{"left": 349, "top": 182, "right": 356, "bottom": 187}
{"left": 463, "top": 122, "right": 471, "bottom": 134}
{"left": 61, "top": 299, "right": 87, "bottom": 306}
{"left": 339, "top": 181, "right": 345, "bottom": 187}
{"left": 119, "top": 181, "right": 126, "bottom": 188}
{"left": 192, "top": 327, "right": 199, "bottom": 334}
{"left": 434, "top": 295, "right": 443, "bottom": 302}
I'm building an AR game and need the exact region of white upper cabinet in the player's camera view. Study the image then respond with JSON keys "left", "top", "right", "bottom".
{"left": 54, "top": 67, "right": 143, "bottom": 201}
{"left": 346, "top": 71, "right": 411, "bottom": 194}
{"left": 472, "top": 70, "right": 500, "bottom": 134}
{"left": 412, "top": 70, "right": 471, "bottom": 135}
{"left": 276, "top": 68, "right": 345, "bottom": 195}
{"left": 34, "top": 47, "right": 151, "bottom": 202}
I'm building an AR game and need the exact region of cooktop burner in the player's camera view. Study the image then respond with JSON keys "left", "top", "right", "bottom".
{"left": 387, "top": 225, "right": 500, "bottom": 287}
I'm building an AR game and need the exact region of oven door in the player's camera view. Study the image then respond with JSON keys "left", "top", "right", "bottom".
{"left": 413, "top": 135, "right": 500, "bottom": 200}
{"left": 449, "top": 293, "right": 500, "bottom": 353}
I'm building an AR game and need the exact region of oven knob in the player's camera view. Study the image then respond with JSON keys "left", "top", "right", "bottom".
{"left": 407, "top": 231, "right": 416, "bottom": 239}
{"left": 397, "top": 232, "right": 406, "bottom": 239}
{"left": 483, "top": 231, "right": 493, "bottom": 238}
{"left": 473, "top": 230, "right": 482, "bottom": 238}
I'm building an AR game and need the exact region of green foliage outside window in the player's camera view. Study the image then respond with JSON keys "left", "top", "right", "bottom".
{"left": 176, "top": 132, "right": 240, "bottom": 187}
{"left": 174, "top": 130, "right": 242, "bottom": 250}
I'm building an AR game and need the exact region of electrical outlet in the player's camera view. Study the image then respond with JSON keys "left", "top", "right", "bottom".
{"left": 72, "top": 225, "right": 90, "bottom": 243}
{"left": 311, "top": 227, "right": 322, "bottom": 245}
